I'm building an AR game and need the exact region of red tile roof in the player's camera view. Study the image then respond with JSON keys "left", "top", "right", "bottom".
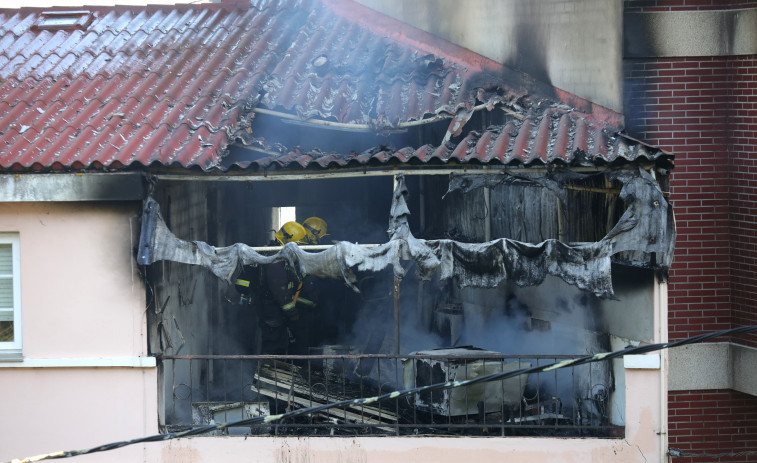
{"left": 0, "top": 0, "right": 654, "bottom": 172}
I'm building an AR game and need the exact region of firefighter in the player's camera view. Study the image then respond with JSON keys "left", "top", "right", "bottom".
{"left": 235, "top": 221, "right": 324, "bottom": 355}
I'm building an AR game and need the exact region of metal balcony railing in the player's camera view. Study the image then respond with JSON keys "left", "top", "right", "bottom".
{"left": 158, "top": 352, "right": 621, "bottom": 438}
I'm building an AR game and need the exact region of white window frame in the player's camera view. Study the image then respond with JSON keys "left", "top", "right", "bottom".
{"left": 0, "top": 233, "right": 21, "bottom": 361}
{"left": 271, "top": 206, "right": 297, "bottom": 242}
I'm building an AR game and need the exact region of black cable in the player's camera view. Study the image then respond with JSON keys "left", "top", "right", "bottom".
{"left": 6, "top": 325, "right": 757, "bottom": 463}
{"left": 669, "top": 448, "right": 757, "bottom": 458}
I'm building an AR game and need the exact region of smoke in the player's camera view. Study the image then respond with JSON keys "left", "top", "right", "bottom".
{"left": 337, "top": 267, "right": 440, "bottom": 353}
{"left": 326, "top": 272, "right": 612, "bottom": 422}
{"left": 333, "top": 202, "right": 392, "bottom": 245}
{"left": 333, "top": 271, "right": 611, "bottom": 357}
{"left": 456, "top": 286, "right": 604, "bottom": 356}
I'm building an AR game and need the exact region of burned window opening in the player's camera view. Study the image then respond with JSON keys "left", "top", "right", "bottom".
{"left": 139, "top": 167, "right": 670, "bottom": 437}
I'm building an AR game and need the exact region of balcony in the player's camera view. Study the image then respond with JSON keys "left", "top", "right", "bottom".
{"left": 159, "top": 351, "right": 621, "bottom": 438}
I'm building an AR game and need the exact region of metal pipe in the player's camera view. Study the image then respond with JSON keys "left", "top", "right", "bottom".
{"left": 249, "top": 243, "right": 379, "bottom": 252}
{"left": 556, "top": 198, "right": 565, "bottom": 242}
{"left": 659, "top": 277, "right": 669, "bottom": 463}
{"left": 152, "top": 164, "right": 622, "bottom": 182}
{"left": 652, "top": 168, "right": 669, "bottom": 463}
{"left": 419, "top": 176, "right": 425, "bottom": 232}
{"left": 483, "top": 165, "right": 492, "bottom": 241}
{"left": 484, "top": 186, "right": 491, "bottom": 241}
{"left": 417, "top": 176, "right": 427, "bottom": 332}
{"left": 252, "top": 102, "right": 517, "bottom": 131}
{"left": 394, "top": 276, "right": 400, "bottom": 356}
{"left": 393, "top": 174, "right": 401, "bottom": 356}
{"left": 159, "top": 353, "right": 582, "bottom": 360}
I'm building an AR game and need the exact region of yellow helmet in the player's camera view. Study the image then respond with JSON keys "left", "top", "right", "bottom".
{"left": 302, "top": 217, "right": 328, "bottom": 244}
{"left": 275, "top": 221, "right": 307, "bottom": 245}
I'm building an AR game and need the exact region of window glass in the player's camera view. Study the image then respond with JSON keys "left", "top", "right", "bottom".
{"left": 0, "top": 244, "right": 12, "bottom": 274}
{"left": 0, "top": 234, "right": 21, "bottom": 356}
{"left": 0, "top": 278, "right": 14, "bottom": 308}
{"left": 0, "top": 322, "right": 11, "bottom": 342}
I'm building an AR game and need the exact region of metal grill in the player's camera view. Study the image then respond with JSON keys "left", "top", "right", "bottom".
{"left": 159, "top": 353, "right": 622, "bottom": 437}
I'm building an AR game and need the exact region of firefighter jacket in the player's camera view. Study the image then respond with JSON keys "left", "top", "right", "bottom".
{"left": 264, "top": 260, "right": 318, "bottom": 322}
{"left": 234, "top": 262, "right": 318, "bottom": 324}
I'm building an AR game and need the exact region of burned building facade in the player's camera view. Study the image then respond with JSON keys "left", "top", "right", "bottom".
{"left": 0, "top": 0, "right": 674, "bottom": 460}
{"left": 138, "top": 103, "right": 672, "bottom": 435}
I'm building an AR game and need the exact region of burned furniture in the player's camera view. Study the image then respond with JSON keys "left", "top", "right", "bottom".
{"left": 253, "top": 361, "right": 398, "bottom": 434}
{"left": 403, "top": 347, "right": 530, "bottom": 418}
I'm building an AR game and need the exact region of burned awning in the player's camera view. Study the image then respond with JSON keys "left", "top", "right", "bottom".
{"left": 137, "top": 165, "right": 673, "bottom": 298}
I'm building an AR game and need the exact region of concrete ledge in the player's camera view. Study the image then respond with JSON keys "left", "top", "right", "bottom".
{"left": 732, "top": 343, "right": 757, "bottom": 396}
{"left": 668, "top": 342, "right": 730, "bottom": 391}
{"left": 0, "top": 356, "right": 156, "bottom": 368}
{"left": 625, "top": 8, "right": 757, "bottom": 57}
{"left": 668, "top": 342, "right": 757, "bottom": 396}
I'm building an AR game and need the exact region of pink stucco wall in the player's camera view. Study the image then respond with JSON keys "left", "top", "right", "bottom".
{"left": 0, "top": 202, "right": 666, "bottom": 463}
{"left": 0, "top": 367, "right": 158, "bottom": 461}
{"left": 0, "top": 202, "right": 158, "bottom": 462}
{"left": 0, "top": 202, "right": 147, "bottom": 358}
{"left": 134, "top": 366, "right": 661, "bottom": 463}
{"left": 2, "top": 366, "right": 662, "bottom": 463}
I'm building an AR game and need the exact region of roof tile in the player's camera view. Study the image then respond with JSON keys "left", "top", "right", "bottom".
{"left": 0, "top": 0, "right": 657, "bottom": 172}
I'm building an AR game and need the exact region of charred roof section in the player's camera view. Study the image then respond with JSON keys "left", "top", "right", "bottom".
{"left": 226, "top": 106, "right": 668, "bottom": 171}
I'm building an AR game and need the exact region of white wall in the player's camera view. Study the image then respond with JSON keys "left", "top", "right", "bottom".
{"left": 355, "top": 0, "right": 623, "bottom": 112}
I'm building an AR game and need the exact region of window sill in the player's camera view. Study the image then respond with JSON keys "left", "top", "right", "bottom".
{"left": 0, "top": 356, "right": 156, "bottom": 368}
{"left": 0, "top": 349, "right": 23, "bottom": 362}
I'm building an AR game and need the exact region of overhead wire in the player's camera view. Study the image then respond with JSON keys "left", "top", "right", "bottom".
{"left": 5, "top": 325, "right": 757, "bottom": 463}
{"left": 668, "top": 448, "right": 757, "bottom": 458}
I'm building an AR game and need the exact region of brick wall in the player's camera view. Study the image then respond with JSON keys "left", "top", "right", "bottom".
{"left": 623, "top": 50, "right": 757, "bottom": 351}
{"left": 669, "top": 390, "right": 757, "bottom": 462}
{"left": 727, "top": 56, "right": 757, "bottom": 347}
{"left": 624, "top": 56, "right": 734, "bottom": 343}
{"left": 624, "top": 53, "right": 757, "bottom": 458}
{"left": 622, "top": 3, "right": 757, "bottom": 460}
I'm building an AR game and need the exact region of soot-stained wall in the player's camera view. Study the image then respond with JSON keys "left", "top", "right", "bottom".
{"left": 355, "top": 0, "right": 623, "bottom": 112}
